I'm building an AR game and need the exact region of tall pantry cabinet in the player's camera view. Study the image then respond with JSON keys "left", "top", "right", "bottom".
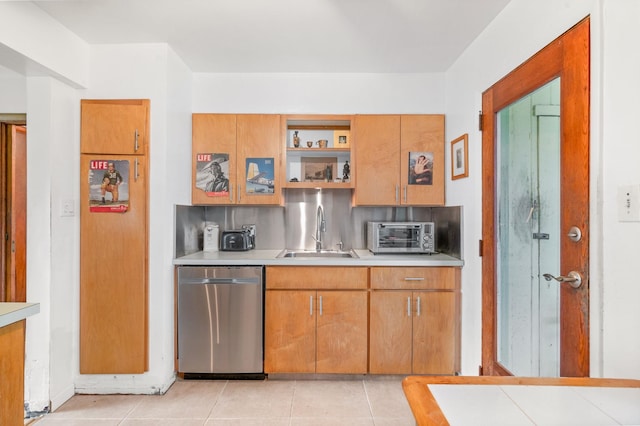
{"left": 79, "top": 99, "right": 149, "bottom": 374}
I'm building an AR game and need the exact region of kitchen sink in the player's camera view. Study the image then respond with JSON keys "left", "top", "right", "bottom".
{"left": 276, "top": 249, "right": 359, "bottom": 259}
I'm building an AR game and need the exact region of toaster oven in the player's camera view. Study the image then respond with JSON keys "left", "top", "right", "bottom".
{"left": 367, "top": 221, "right": 435, "bottom": 254}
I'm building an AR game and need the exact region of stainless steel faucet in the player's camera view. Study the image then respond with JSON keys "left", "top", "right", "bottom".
{"left": 313, "top": 204, "right": 326, "bottom": 251}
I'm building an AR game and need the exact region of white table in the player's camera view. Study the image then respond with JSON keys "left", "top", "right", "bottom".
{"left": 403, "top": 376, "right": 640, "bottom": 426}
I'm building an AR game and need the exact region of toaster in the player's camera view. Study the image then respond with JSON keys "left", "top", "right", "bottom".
{"left": 220, "top": 229, "right": 254, "bottom": 251}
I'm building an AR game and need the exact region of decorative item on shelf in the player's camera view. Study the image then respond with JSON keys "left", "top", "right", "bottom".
{"left": 343, "top": 161, "right": 350, "bottom": 182}
{"left": 306, "top": 141, "right": 313, "bottom": 148}
{"left": 302, "top": 157, "right": 337, "bottom": 182}
{"left": 334, "top": 130, "right": 350, "bottom": 148}
{"left": 317, "top": 139, "right": 328, "bottom": 149}
{"left": 325, "top": 164, "right": 333, "bottom": 182}
{"left": 289, "top": 177, "right": 299, "bottom": 182}
{"left": 293, "top": 131, "right": 300, "bottom": 148}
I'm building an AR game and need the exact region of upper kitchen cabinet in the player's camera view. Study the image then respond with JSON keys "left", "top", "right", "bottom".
{"left": 354, "top": 114, "right": 445, "bottom": 206}
{"left": 192, "top": 114, "right": 282, "bottom": 205}
{"left": 81, "top": 99, "right": 150, "bottom": 155}
{"left": 282, "top": 115, "right": 354, "bottom": 189}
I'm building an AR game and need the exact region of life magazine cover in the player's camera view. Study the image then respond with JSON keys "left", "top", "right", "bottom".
{"left": 195, "top": 153, "right": 230, "bottom": 197}
{"left": 88, "top": 159, "right": 129, "bottom": 213}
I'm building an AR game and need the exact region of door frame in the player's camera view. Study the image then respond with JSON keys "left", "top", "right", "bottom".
{"left": 481, "top": 18, "right": 590, "bottom": 376}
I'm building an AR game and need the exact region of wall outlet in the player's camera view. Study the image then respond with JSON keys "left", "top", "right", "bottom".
{"left": 617, "top": 185, "right": 640, "bottom": 222}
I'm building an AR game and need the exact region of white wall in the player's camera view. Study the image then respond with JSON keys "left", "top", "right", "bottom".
{"left": 600, "top": 0, "right": 640, "bottom": 378}
{"left": 193, "top": 73, "right": 445, "bottom": 113}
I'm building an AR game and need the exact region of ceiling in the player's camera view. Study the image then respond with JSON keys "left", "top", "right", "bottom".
{"left": 29, "top": 0, "right": 510, "bottom": 74}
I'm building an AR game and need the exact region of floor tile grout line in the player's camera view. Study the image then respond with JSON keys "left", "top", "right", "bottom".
{"left": 288, "top": 380, "right": 297, "bottom": 426}
{"left": 361, "top": 379, "right": 376, "bottom": 421}
{"left": 205, "top": 379, "right": 229, "bottom": 420}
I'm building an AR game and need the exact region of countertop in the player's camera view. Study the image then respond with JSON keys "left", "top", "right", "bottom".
{"left": 0, "top": 302, "right": 40, "bottom": 328}
{"left": 173, "top": 249, "right": 464, "bottom": 267}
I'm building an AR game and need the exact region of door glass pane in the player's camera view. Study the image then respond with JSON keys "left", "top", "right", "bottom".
{"left": 496, "top": 78, "right": 561, "bottom": 376}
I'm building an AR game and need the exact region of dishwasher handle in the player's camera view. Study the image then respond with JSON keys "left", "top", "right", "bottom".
{"left": 180, "top": 277, "right": 261, "bottom": 285}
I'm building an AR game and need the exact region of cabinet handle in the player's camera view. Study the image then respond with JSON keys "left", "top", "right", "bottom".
{"left": 229, "top": 184, "right": 233, "bottom": 202}
{"left": 395, "top": 185, "right": 399, "bottom": 203}
{"left": 310, "top": 295, "right": 313, "bottom": 316}
{"left": 407, "top": 297, "right": 411, "bottom": 317}
{"left": 403, "top": 186, "right": 407, "bottom": 203}
{"left": 238, "top": 185, "right": 241, "bottom": 202}
{"left": 416, "top": 296, "right": 421, "bottom": 316}
{"left": 134, "top": 129, "right": 139, "bottom": 152}
{"left": 134, "top": 158, "right": 139, "bottom": 182}
{"left": 404, "top": 277, "right": 424, "bottom": 281}
{"left": 319, "top": 295, "right": 323, "bottom": 316}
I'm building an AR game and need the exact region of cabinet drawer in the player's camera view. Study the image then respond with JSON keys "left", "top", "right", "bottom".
{"left": 266, "top": 266, "right": 368, "bottom": 290}
{"left": 370, "top": 267, "right": 457, "bottom": 290}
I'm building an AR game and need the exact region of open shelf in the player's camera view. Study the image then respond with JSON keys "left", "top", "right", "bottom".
{"left": 283, "top": 115, "right": 353, "bottom": 189}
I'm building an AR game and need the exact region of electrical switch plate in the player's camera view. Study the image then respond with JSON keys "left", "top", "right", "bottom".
{"left": 617, "top": 185, "right": 640, "bottom": 222}
{"left": 60, "top": 199, "right": 75, "bottom": 217}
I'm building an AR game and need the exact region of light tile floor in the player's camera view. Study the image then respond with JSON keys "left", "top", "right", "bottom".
{"left": 31, "top": 377, "right": 416, "bottom": 425}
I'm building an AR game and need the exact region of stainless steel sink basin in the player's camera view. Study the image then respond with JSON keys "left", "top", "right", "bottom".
{"left": 276, "top": 249, "right": 359, "bottom": 259}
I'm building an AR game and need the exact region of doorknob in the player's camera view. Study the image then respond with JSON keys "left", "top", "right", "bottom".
{"left": 542, "top": 271, "right": 582, "bottom": 289}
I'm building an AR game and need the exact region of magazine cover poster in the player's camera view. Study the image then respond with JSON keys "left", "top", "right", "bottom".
{"left": 408, "top": 151, "right": 434, "bottom": 185}
{"left": 195, "top": 153, "right": 230, "bottom": 197}
{"left": 245, "top": 157, "right": 274, "bottom": 194}
{"left": 88, "top": 159, "right": 130, "bottom": 213}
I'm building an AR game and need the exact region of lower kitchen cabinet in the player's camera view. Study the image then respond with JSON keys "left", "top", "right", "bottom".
{"left": 264, "top": 266, "right": 368, "bottom": 374}
{"left": 369, "top": 267, "right": 460, "bottom": 375}
{"left": 264, "top": 265, "right": 460, "bottom": 376}
{"left": 370, "top": 290, "right": 456, "bottom": 374}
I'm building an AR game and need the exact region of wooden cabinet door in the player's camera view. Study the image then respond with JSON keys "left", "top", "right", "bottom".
{"left": 81, "top": 99, "right": 149, "bottom": 155}
{"left": 412, "top": 291, "right": 456, "bottom": 374}
{"left": 264, "top": 290, "right": 316, "bottom": 373}
{"left": 80, "top": 154, "right": 148, "bottom": 373}
{"left": 401, "top": 115, "right": 445, "bottom": 205}
{"left": 236, "top": 114, "right": 282, "bottom": 205}
{"left": 369, "top": 291, "right": 413, "bottom": 374}
{"left": 191, "top": 114, "right": 237, "bottom": 205}
{"left": 353, "top": 115, "right": 401, "bottom": 205}
{"left": 316, "top": 291, "right": 368, "bottom": 374}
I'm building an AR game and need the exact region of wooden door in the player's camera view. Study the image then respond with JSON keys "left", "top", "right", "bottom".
{"left": 353, "top": 115, "right": 401, "bottom": 205}
{"left": 236, "top": 114, "right": 282, "bottom": 205}
{"left": 401, "top": 115, "right": 445, "bottom": 206}
{"left": 316, "top": 291, "right": 368, "bottom": 374}
{"left": 482, "top": 18, "right": 590, "bottom": 377}
{"left": 191, "top": 114, "right": 237, "bottom": 205}
{"left": 369, "top": 290, "right": 413, "bottom": 374}
{"left": 80, "top": 154, "right": 148, "bottom": 373}
{"left": 412, "top": 291, "right": 456, "bottom": 374}
{"left": 81, "top": 99, "right": 150, "bottom": 155}
{"left": 1, "top": 123, "right": 26, "bottom": 303}
{"left": 264, "top": 290, "right": 316, "bottom": 373}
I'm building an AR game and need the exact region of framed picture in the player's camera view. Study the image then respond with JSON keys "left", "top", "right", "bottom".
{"left": 333, "top": 130, "right": 350, "bottom": 148}
{"left": 301, "top": 157, "right": 338, "bottom": 182}
{"left": 451, "top": 133, "right": 469, "bottom": 180}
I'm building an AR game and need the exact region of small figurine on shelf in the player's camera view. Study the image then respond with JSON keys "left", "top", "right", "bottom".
{"left": 343, "top": 161, "right": 350, "bottom": 182}
{"left": 293, "top": 130, "right": 300, "bottom": 148}
{"left": 325, "top": 164, "right": 333, "bottom": 182}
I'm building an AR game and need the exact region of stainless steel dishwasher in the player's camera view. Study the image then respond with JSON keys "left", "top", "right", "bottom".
{"left": 177, "top": 266, "right": 264, "bottom": 379}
